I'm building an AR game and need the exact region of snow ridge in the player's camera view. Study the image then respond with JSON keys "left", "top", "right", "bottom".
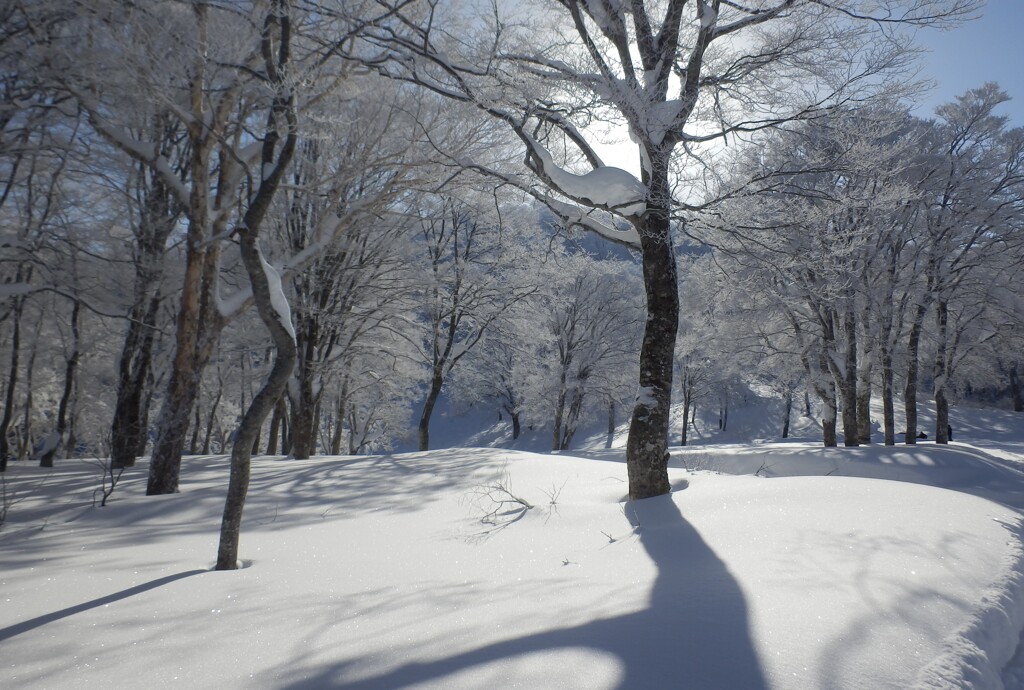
{"left": 913, "top": 517, "right": 1024, "bottom": 689}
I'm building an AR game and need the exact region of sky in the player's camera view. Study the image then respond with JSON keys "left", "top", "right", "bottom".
{"left": 911, "top": 0, "right": 1023, "bottom": 124}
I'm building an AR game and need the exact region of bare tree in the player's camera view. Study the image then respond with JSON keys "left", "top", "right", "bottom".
{"left": 362, "top": 0, "right": 978, "bottom": 497}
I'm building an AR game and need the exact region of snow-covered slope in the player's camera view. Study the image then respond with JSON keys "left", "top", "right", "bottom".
{"left": 3, "top": 438, "right": 1024, "bottom": 688}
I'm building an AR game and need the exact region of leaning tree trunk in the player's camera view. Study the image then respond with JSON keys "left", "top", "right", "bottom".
{"left": 216, "top": 2, "right": 297, "bottom": 566}
{"left": 216, "top": 238, "right": 296, "bottom": 569}
{"left": 625, "top": 153, "right": 678, "bottom": 500}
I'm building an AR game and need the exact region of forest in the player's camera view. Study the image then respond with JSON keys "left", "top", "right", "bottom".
{"left": 2, "top": 0, "right": 1022, "bottom": 551}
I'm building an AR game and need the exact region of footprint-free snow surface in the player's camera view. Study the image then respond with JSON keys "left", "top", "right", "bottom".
{"left": 3, "top": 435, "right": 1024, "bottom": 688}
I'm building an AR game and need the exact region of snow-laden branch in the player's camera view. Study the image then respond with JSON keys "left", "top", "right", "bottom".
{"left": 522, "top": 134, "right": 646, "bottom": 217}
{"left": 544, "top": 197, "right": 641, "bottom": 249}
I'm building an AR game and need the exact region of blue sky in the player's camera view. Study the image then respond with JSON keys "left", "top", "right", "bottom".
{"left": 914, "top": 0, "right": 1023, "bottom": 124}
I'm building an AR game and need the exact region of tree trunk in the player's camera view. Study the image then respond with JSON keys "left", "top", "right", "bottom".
{"left": 216, "top": 2, "right": 297, "bottom": 566}
{"left": 881, "top": 346, "right": 895, "bottom": 446}
{"left": 512, "top": 410, "right": 522, "bottom": 442}
{"left": 329, "top": 394, "right": 345, "bottom": 455}
{"left": 0, "top": 297, "right": 24, "bottom": 471}
{"left": 202, "top": 384, "right": 222, "bottom": 454}
{"left": 216, "top": 236, "right": 297, "bottom": 569}
{"left": 822, "top": 385, "right": 838, "bottom": 448}
{"left": 559, "top": 386, "right": 586, "bottom": 450}
{"left": 1011, "top": 364, "right": 1023, "bottom": 412}
{"left": 625, "top": 152, "right": 678, "bottom": 500}
{"left": 903, "top": 304, "right": 927, "bottom": 445}
{"left": 41, "top": 299, "right": 81, "bottom": 467}
{"left": 418, "top": 373, "right": 444, "bottom": 452}
{"left": 855, "top": 377, "right": 872, "bottom": 444}
{"left": 934, "top": 300, "right": 950, "bottom": 444}
{"left": 290, "top": 317, "right": 320, "bottom": 459}
{"left": 856, "top": 301, "right": 874, "bottom": 445}
{"left": 840, "top": 308, "right": 859, "bottom": 447}
{"left": 552, "top": 372, "right": 567, "bottom": 452}
{"left": 781, "top": 388, "right": 792, "bottom": 439}
{"left": 680, "top": 396, "right": 690, "bottom": 446}
{"left": 189, "top": 403, "right": 201, "bottom": 455}
{"left": 267, "top": 396, "right": 286, "bottom": 455}
{"left": 147, "top": 240, "right": 221, "bottom": 492}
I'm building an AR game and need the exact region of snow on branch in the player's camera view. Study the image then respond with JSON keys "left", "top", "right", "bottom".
{"left": 544, "top": 197, "right": 641, "bottom": 249}
{"left": 523, "top": 135, "right": 647, "bottom": 217}
{"left": 257, "top": 246, "right": 296, "bottom": 341}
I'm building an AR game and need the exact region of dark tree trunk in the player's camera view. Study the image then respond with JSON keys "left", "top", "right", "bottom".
{"left": 840, "top": 308, "right": 859, "bottom": 447}
{"left": 781, "top": 388, "right": 792, "bottom": 439}
{"left": 189, "top": 403, "right": 201, "bottom": 455}
{"left": 1011, "top": 364, "right": 1023, "bottom": 412}
{"left": 329, "top": 394, "right": 345, "bottom": 455}
{"left": 680, "top": 397, "right": 690, "bottom": 446}
{"left": 266, "top": 396, "right": 286, "bottom": 455}
{"left": 0, "top": 296, "right": 24, "bottom": 471}
{"left": 216, "top": 233, "right": 296, "bottom": 569}
{"left": 202, "top": 384, "right": 222, "bottom": 454}
{"left": 934, "top": 300, "right": 950, "bottom": 445}
{"left": 881, "top": 346, "right": 895, "bottom": 446}
{"left": 559, "top": 386, "right": 586, "bottom": 450}
{"left": 216, "top": 4, "right": 297, "bottom": 567}
{"left": 512, "top": 410, "right": 522, "bottom": 441}
{"left": 290, "top": 316, "right": 320, "bottom": 459}
{"left": 625, "top": 151, "right": 677, "bottom": 500}
{"left": 904, "top": 304, "right": 927, "bottom": 445}
{"left": 41, "top": 299, "right": 81, "bottom": 467}
{"left": 418, "top": 374, "right": 443, "bottom": 452}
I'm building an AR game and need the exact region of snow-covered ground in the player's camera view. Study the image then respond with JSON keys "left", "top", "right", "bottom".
{"left": 3, "top": 406, "right": 1024, "bottom": 688}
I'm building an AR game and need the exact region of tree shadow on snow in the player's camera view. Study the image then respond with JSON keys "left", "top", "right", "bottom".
{"left": 0, "top": 569, "right": 207, "bottom": 643}
{"left": 281, "top": 493, "right": 767, "bottom": 689}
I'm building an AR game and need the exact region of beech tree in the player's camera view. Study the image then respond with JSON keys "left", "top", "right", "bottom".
{"left": 901, "top": 84, "right": 1024, "bottom": 444}
{"left": 412, "top": 194, "right": 535, "bottom": 451}
{"left": 363, "top": 0, "right": 979, "bottom": 498}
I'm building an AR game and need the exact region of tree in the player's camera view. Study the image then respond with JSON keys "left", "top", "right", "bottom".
{"left": 412, "top": 194, "right": 534, "bottom": 451}
{"left": 901, "top": 85, "right": 1024, "bottom": 444}
{"left": 364, "top": 0, "right": 978, "bottom": 498}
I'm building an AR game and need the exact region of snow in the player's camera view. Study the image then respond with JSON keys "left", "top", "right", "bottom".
{"left": 4, "top": 408, "right": 1024, "bottom": 689}
{"left": 527, "top": 137, "right": 647, "bottom": 216}
{"left": 544, "top": 197, "right": 642, "bottom": 248}
{"left": 258, "top": 247, "right": 296, "bottom": 340}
